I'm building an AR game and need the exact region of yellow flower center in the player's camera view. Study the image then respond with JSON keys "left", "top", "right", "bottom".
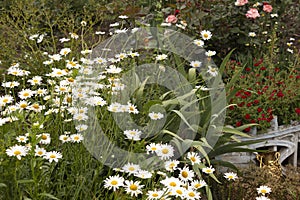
{"left": 129, "top": 184, "right": 137, "bottom": 191}
{"left": 41, "top": 135, "right": 48, "bottom": 140}
{"left": 169, "top": 182, "right": 176, "bottom": 187}
{"left": 50, "top": 154, "right": 56, "bottom": 158}
{"left": 194, "top": 183, "right": 201, "bottom": 188}
{"left": 23, "top": 92, "right": 29, "bottom": 97}
{"left": 188, "top": 192, "right": 195, "bottom": 197}
{"left": 37, "top": 151, "right": 43, "bottom": 155}
{"left": 176, "top": 190, "right": 183, "bottom": 195}
{"left": 152, "top": 193, "right": 159, "bottom": 197}
{"left": 190, "top": 157, "right": 196, "bottom": 162}
{"left": 32, "top": 104, "right": 39, "bottom": 109}
{"left": 162, "top": 148, "right": 169, "bottom": 154}
{"left": 203, "top": 33, "right": 209, "bottom": 38}
{"left": 111, "top": 180, "right": 118, "bottom": 185}
{"left": 74, "top": 136, "right": 79, "bottom": 140}
{"left": 128, "top": 167, "right": 135, "bottom": 171}
{"left": 3, "top": 99, "right": 9, "bottom": 103}
{"left": 261, "top": 189, "right": 267, "bottom": 194}
{"left": 181, "top": 171, "right": 188, "bottom": 178}
{"left": 20, "top": 103, "right": 27, "bottom": 108}
{"left": 14, "top": 150, "right": 21, "bottom": 155}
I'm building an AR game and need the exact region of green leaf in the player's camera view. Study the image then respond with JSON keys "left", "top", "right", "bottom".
{"left": 219, "top": 49, "right": 235, "bottom": 75}
{"left": 222, "top": 127, "right": 251, "bottom": 138}
{"left": 235, "top": 123, "right": 259, "bottom": 131}
{"left": 171, "top": 110, "right": 197, "bottom": 132}
{"left": 38, "top": 193, "right": 60, "bottom": 200}
{"left": 0, "top": 183, "right": 7, "bottom": 188}
{"left": 211, "top": 159, "right": 238, "bottom": 171}
{"left": 206, "top": 185, "right": 213, "bottom": 200}
{"left": 17, "top": 179, "right": 34, "bottom": 184}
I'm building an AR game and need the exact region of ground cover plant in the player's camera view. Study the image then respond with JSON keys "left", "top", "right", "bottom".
{"left": 0, "top": 0, "right": 299, "bottom": 200}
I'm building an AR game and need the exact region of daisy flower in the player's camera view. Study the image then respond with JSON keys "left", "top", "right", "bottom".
{"left": 201, "top": 30, "right": 212, "bottom": 40}
{"left": 6, "top": 145, "right": 28, "bottom": 160}
{"left": 173, "top": 187, "right": 186, "bottom": 198}
{"left": 202, "top": 166, "right": 215, "bottom": 174}
{"left": 155, "top": 54, "right": 168, "bottom": 61}
{"left": 126, "top": 102, "right": 139, "bottom": 114}
{"left": 146, "top": 189, "right": 164, "bottom": 199}
{"left": 106, "top": 65, "right": 122, "bottom": 74}
{"left": 193, "top": 39, "right": 204, "bottom": 47}
{"left": 94, "top": 57, "right": 107, "bottom": 65}
{"left": 122, "top": 163, "right": 141, "bottom": 175}
{"left": 149, "top": 112, "right": 164, "bottom": 120}
{"left": 187, "top": 152, "right": 201, "bottom": 165}
{"left": 18, "top": 89, "right": 35, "bottom": 99}
{"left": 75, "top": 124, "right": 88, "bottom": 132}
{"left": 69, "top": 32, "right": 79, "bottom": 39}
{"left": 146, "top": 143, "right": 160, "bottom": 154}
{"left": 73, "top": 113, "right": 88, "bottom": 121}
{"left": 224, "top": 172, "right": 238, "bottom": 181}
{"left": 104, "top": 175, "right": 124, "bottom": 191}
{"left": 207, "top": 66, "right": 218, "bottom": 77}
{"left": 44, "top": 151, "right": 62, "bottom": 163}
{"left": 49, "top": 54, "right": 62, "bottom": 61}
{"left": 160, "top": 177, "right": 183, "bottom": 190}
{"left": 205, "top": 50, "right": 216, "bottom": 57}
{"left": 0, "top": 95, "right": 14, "bottom": 106}
{"left": 17, "top": 100, "right": 30, "bottom": 110}
{"left": 249, "top": 32, "right": 256, "bottom": 37}
{"left": 115, "top": 52, "right": 128, "bottom": 60}
{"left": 2, "top": 81, "right": 20, "bottom": 88}
{"left": 134, "top": 170, "right": 152, "bottom": 179}
{"left": 29, "top": 103, "right": 45, "bottom": 112}
{"left": 35, "top": 146, "right": 46, "bottom": 157}
{"left": 59, "top": 134, "right": 70, "bottom": 143}
{"left": 16, "top": 135, "right": 28, "bottom": 143}
{"left": 190, "top": 60, "right": 202, "bottom": 68}
{"left": 123, "top": 129, "right": 142, "bottom": 141}
{"left": 59, "top": 38, "right": 70, "bottom": 43}
{"left": 156, "top": 144, "right": 174, "bottom": 160}
{"left": 60, "top": 48, "right": 71, "bottom": 56}
{"left": 257, "top": 185, "right": 272, "bottom": 196}
{"left": 179, "top": 166, "right": 195, "bottom": 182}
{"left": 190, "top": 180, "right": 207, "bottom": 190}
{"left": 164, "top": 160, "right": 179, "bottom": 172}
{"left": 70, "top": 134, "right": 84, "bottom": 143}
{"left": 124, "top": 180, "right": 144, "bottom": 197}
{"left": 37, "top": 133, "right": 51, "bottom": 144}
{"left": 185, "top": 189, "right": 201, "bottom": 200}
{"left": 35, "top": 88, "right": 48, "bottom": 96}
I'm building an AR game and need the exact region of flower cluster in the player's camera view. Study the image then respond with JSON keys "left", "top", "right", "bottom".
{"left": 226, "top": 58, "right": 300, "bottom": 131}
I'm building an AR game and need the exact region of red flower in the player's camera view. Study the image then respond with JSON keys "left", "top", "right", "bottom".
{"left": 253, "top": 100, "right": 259, "bottom": 104}
{"left": 254, "top": 58, "right": 263, "bottom": 66}
{"left": 174, "top": 9, "right": 180, "bottom": 16}
{"left": 236, "top": 121, "right": 242, "bottom": 127}
{"left": 260, "top": 66, "right": 266, "bottom": 70}
{"left": 245, "top": 67, "right": 251, "bottom": 72}
{"left": 244, "top": 127, "right": 251, "bottom": 132}
{"left": 229, "top": 105, "right": 235, "bottom": 110}
{"left": 295, "top": 108, "right": 300, "bottom": 114}
{"left": 277, "top": 91, "right": 284, "bottom": 98}
{"left": 246, "top": 102, "right": 252, "bottom": 107}
{"left": 257, "top": 107, "right": 263, "bottom": 113}
{"left": 245, "top": 113, "right": 251, "bottom": 120}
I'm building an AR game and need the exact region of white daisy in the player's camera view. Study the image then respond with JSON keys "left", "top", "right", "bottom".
{"left": 224, "top": 172, "right": 238, "bottom": 181}
{"left": 44, "top": 151, "right": 62, "bottom": 163}
{"left": 122, "top": 163, "right": 141, "bottom": 175}
{"left": 35, "top": 146, "right": 46, "bottom": 157}
{"left": 187, "top": 152, "right": 201, "bottom": 165}
{"left": 70, "top": 134, "right": 84, "bottom": 143}
{"left": 193, "top": 39, "right": 204, "bottom": 47}
{"left": 6, "top": 145, "right": 28, "bottom": 160}
{"left": 156, "top": 144, "right": 174, "bottom": 160}
{"left": 164, "top": 160, "right": 179, "bottom": 172}
{"left": 18, "top": 89, "right": 35, "bottom": 99}
{"left": 123, "top": 129, "right": 142, "bottom": 141}
{"left": 257, "top": 185, "right": 272, "bottom": 196}
{"left": 190, "top": 60, "right": 202, "bottom": 68}
{"left": 156, "top": 54, "right": 168, "bottom": 61}
{"left": 201, "top": 30, "right": 212, "bottom": 40}
{"left": 148, "top": 112, "right": 164, "bottom": 120}
{"left": 202, "top": 166, "right": 215, "bottom": 174}
{"left": 104, "top": 175, "right": 124, "bottom": 191}
{"left": 124, "top": 180, "right": 144, "bottom": 197}
{"left": 179, "top": 166, "right": 195, "bottom": 182}
{"left": 207, "top": 66, "right": 218, "bottom": 77}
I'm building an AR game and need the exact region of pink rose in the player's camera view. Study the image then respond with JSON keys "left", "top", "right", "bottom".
{"left": 165, "top": 15, "right": 178, "bottom": 24}
{"left": 263, "top": 4, "right": 273, "bottom": 13}
{"left": 235, "top": 0, "right": 248, "bottom": 6}
{"left": 245, "top": 8, "right": 260, "bottom": 19}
